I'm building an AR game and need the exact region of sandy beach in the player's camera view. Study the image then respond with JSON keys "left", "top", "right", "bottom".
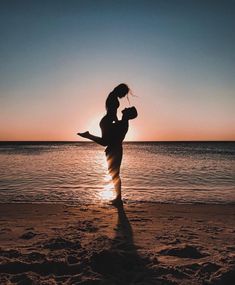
{"left": 0, "top": 202, "right": 234, "bottom": 285}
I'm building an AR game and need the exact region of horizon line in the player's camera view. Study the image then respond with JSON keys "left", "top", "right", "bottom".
{"left": 0, "top": 140, "right": 234, "bottom": 143}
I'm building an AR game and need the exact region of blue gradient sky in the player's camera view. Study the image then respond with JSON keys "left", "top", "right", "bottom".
{"left": 1, "top": 0, "right": 235, "bottom": 141}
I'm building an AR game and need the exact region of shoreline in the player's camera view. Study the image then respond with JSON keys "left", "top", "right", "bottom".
{"left": 1, "top": 140, "right": 235, "bottom": 143}
{"left": 1, "top": 200, "right": 235, "bottom": 206}
{"left": 0, "top": 202, "right": 235, "bottom": 284}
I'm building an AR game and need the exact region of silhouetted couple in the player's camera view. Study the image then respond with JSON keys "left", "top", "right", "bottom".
{"left": 78, "top": 84, "right": 138, "bottom": 205}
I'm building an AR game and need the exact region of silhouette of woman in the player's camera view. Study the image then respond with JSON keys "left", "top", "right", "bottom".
{"left": 78, "top": 83, "right": 130, "bottom": 146}
{"left": 77, "top": 83, "right": 137, "bottom": 205}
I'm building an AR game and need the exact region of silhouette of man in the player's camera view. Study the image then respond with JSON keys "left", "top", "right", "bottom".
{"left": 105, "top": 107, "right": 138, "bottom": 205}
{"left": 77, "top": 106, "right": 138, "bottom": 205}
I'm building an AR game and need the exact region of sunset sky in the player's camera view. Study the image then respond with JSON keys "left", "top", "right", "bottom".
{"left": 1, "top": 0, "right": 235, "bottom": 141}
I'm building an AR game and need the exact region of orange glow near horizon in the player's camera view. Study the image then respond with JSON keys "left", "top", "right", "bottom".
{"left": 0, "top": 83, "right": 234, "bottom": 142}
{"left": 0, "top": 126, "right": 234, "bottom": 142}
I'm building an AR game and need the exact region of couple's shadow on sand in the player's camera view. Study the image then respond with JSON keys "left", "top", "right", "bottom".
{"left": 91, "top": 203, "right": 158, "bottom": 284}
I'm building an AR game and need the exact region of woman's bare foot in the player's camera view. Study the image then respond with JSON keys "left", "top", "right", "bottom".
{"left": 77, "top": 131, "right": 90, "bottom": 138}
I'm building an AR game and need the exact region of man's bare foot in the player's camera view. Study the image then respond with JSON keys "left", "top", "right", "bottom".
{"left": 77, "top": 131, "right": 90, "bottom": 138}
{"left": 110, "top": 197, "right": 123, "bottom": 206}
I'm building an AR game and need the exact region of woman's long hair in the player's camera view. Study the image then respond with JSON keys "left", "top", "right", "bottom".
{"left": 105, "top": 83, "right": 129, "bottom": 110}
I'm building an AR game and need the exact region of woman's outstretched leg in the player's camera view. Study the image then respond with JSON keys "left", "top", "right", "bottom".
{"left": 77, "top": 131, "right": 107, "bottom": 146}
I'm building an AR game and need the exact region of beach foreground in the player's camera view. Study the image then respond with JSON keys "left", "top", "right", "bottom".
{"left": 0, "top": 203, "right": 234, "bottom": 285}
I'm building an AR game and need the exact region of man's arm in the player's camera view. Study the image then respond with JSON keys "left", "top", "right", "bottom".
{"left": 114, "top": 118, "right": 129, "bottom": 142}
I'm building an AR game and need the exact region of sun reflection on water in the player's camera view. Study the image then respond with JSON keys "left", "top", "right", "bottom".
{"left": 92, "top": 151, "right": 116, "bottom": 202}
{"left": 100, "top": 183, "right": 115, "bottom": 201}
{"left": 99, "top": 173, "right": 116, "bottom": 201}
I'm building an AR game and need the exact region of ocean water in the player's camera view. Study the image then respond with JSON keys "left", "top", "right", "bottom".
{"left": 0, "top": 142, "right": 234, "bottom": 204}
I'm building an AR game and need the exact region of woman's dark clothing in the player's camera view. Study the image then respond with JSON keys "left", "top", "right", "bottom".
{"left": 99, "top": 115, "right": 113, "bottom": 145}
{"left": 105, "top": 93, "right": 119, "bottom": 121}
{"left": 99, "top": 93, "right": 119, "bottom": 145}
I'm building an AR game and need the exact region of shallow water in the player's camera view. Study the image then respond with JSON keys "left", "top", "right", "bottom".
{"left": 0, "top": 142, "right": 234, "bottom": 204}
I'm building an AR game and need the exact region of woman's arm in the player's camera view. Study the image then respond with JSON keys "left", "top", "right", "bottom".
{"left": 113, "top": 114, "right": 119, "bottom": 123}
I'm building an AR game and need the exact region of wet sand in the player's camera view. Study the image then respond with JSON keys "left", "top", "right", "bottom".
{"left": 0, "top": 202, "right": 235, "bottom": 285}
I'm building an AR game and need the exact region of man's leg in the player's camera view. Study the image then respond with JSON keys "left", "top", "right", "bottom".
{"left": 111, "top": 169, "right": 121, "bottom": 201}
{"left": 106, "top": 149, "right": 123, "bottom": 202}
